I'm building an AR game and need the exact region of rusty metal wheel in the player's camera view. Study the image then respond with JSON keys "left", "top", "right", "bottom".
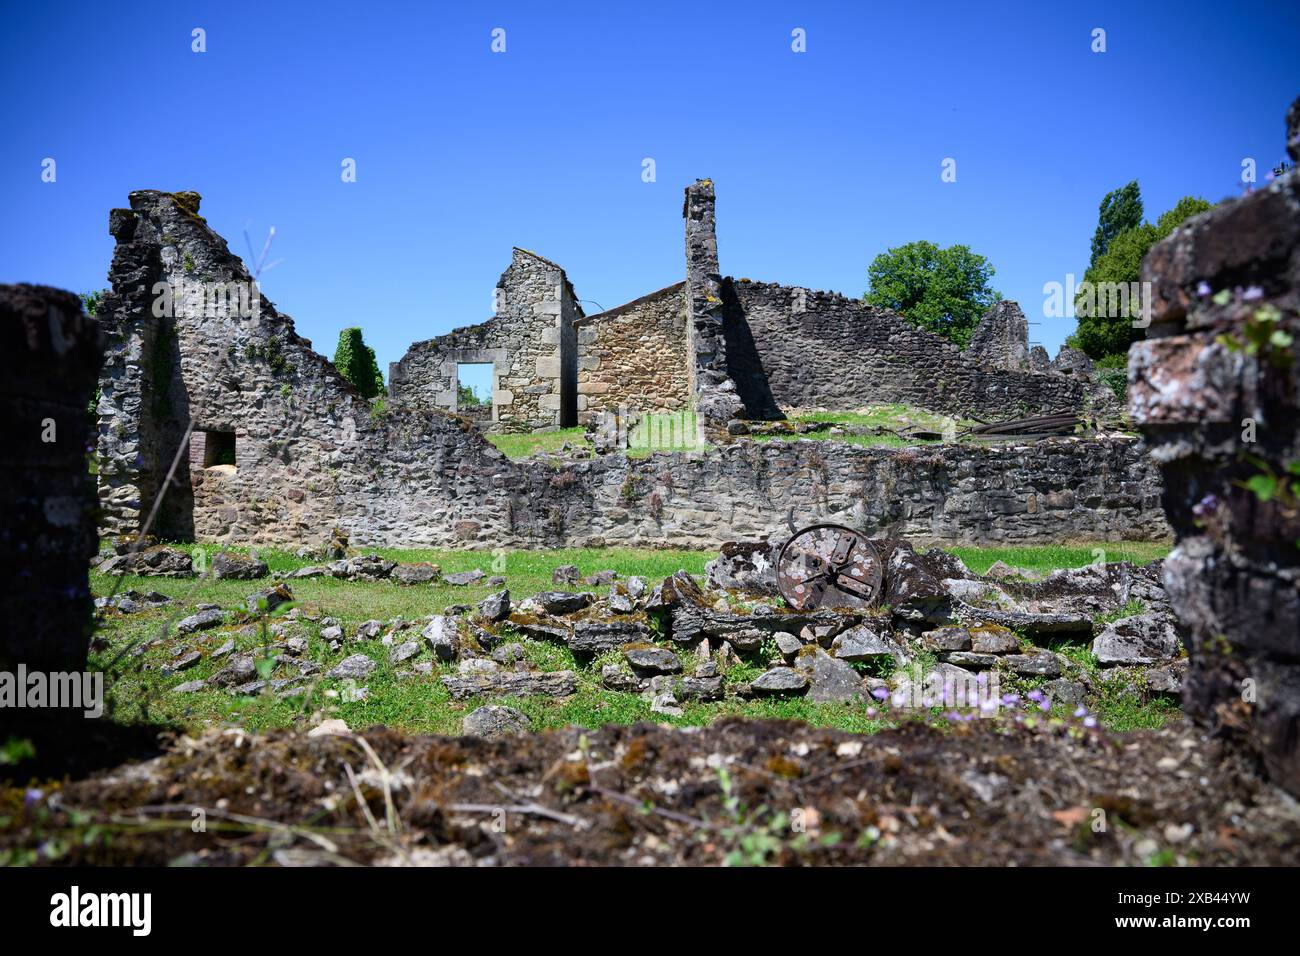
{"left": 777, "top": 523, "right": 882, "bottom": 611}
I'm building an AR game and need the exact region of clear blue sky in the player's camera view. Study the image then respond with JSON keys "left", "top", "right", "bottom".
{"left": 3, "top": 0, "right": 1297, "bottom": 382}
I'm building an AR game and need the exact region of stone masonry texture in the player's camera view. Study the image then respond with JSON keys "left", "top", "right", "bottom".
{"left": 93, "top": 188, "right": 1168, "bottom": 553}
{"left": 388, "top": 248, "right": 582, "bottom": 432}
{"left": 574, "top": 282, "right": 690, "bottom": 421}
{"left": 1131, "top": 98, "right": 1300, "bottom": 796}
{"left": 1, "top": 284, "right": 104, "bottom": 673}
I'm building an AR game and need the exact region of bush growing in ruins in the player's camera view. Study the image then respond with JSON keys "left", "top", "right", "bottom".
{"left": 79, "top": 289, "right": 109, "bottom": 316}
{"left": 333, "top": 327, "right": 384, "bottom": 398}
{"left": 864, "top": 241, "right": 1000, "bottom": 349}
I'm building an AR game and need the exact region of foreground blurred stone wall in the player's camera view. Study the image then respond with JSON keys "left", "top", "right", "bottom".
{"left": 1132, "top": 97, "right": 1300, "bottom": 795}
{"left": 0, "top": 284, "right": 103, "bottom": 673}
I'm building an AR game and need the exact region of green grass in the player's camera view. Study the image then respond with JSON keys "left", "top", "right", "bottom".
{"left": 948, "top": 542, "right": 1169, "bottom": 575}
{"left": 89, "top": 541, "right": 1177, "bottom": 738}
{"left": 749, "top": 404, "right": 977, "bottom": 450}
{"left": 627, "top": 411, "right": 706, "bottom": 457}
{"left": 485, "top": 426, "right": 590, "bottom": 459}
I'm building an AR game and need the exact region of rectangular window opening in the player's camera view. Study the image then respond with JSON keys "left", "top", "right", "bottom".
{"left": 201, "top": 430, "right": 237, "bottom": 468}
{"left": 456, "top": 363, "right": 493, "bottom": 424}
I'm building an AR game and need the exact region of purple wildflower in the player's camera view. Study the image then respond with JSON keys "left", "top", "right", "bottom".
{"left": 1027, "top": 689, "right": 1045, "bottom": 703}
{"left": 1083, "top": 716, "right": 1097, "bottom": 728}
{"left": 1242, "top": 286, "right": 1265, "bottom": 302}
{"left": 870, "top": 687, "right": 889, "bottom": 701}
{"left": 1073, "top": 706, "right": 1087, "bottom": 718}
{"left": 1196, "top": 281, "right": 1212, "bottom": 298}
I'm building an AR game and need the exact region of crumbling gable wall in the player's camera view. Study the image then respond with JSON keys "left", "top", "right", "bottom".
{"left": 388, "top": 248, "right": 583, "bottom": 432}
{"left": 720, "top": 280, "right": 1085, "bottom": 420}
{"left": 967, "top": 300, "right": 1031, "bottom": 371}
{"left": 95, "top": 190, "right": 523, "bottom": 546}
{"left": 574, "top": 282, "right": 690, "bottom": 421}
{"left": 1132, "top": 99, "right": 1300, "bottom": 795}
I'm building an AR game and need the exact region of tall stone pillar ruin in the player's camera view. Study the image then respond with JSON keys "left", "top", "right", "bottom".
{"left": 684, "top": 179, "right": 744, "bottom": 436}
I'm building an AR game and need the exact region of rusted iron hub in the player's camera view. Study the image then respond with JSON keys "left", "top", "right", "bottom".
{"left": 777, "top": 523, "right": 883, "bottom": 611}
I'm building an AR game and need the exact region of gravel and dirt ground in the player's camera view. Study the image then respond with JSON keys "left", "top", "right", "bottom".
{"left": 5, "top": 714, "right": 1297, "bottom": 866}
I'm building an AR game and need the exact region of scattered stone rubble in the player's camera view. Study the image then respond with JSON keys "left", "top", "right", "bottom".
{"left": 139, "top": 535, "right": 1186, "bottom": 723}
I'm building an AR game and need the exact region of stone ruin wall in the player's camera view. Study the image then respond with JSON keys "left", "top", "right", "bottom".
{"left": 95, "top": 191, "right": 521, "bottom": 545}
{"left": 490, "top": 434, "right": 1167, "bottom": 552}
{"left": 387, "top": 248, "right": 582, "bottom": 432}
{"left": 967, "top": 300, "right": 1031, "bottom": 371}
{"left": 722, "top": 280, "right": 1089, "bottom": 421}
{"left": 191, "top": 430, "right": 1165, "bottom": 551}
{"left": 574, "top": 282, "right": 690, "bottom": 421}
{"left": 1131, "top": 99, "right": 1300, "bottom": 795}
{"left": 93, "top": 188, "right": 1170, "bottom": 553}
{"left": 684, "top": 180, "right": 746, "bottom": 431}
{"left": 1, "top": 284, "right": 103, "bottom": 674}
{"left": 376, "top": 178, "right": 1107, "bottom": 433}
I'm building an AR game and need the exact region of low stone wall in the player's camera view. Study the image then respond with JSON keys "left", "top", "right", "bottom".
{"left": 526, "top": 435, "right": 1168, "bottom": 550}
{"left": 1, "top": 284, "right": 103, "bottom": 673}
{"left": 724, "top": 280, "right": 1087, "bottom": 420}
{"left": 1132, "top": 99, "right": 1300, "bottom": 796}
{"left": 205, "top": 430, "right": 1165, "bottom": 550}
{"left": 575, "top": 282, "right": 689, "bottom": 422}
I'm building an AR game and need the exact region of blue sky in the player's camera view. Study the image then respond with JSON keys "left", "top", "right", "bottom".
{"left": 3, "top": 0, "right": 1297, "bottom": 393}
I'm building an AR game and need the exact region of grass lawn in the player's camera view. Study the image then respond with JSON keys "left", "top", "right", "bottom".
{"left": 485, "top": 426, "right": 590, "bottom": 459}
{"left": 948, "top": 541, "right": 1170, "bottom": 575}
{"left": 750, "top": 404, "right": 977, "bottom": 449}
{"left": 89, "top": 540, "right": 1174, "bottom": 740}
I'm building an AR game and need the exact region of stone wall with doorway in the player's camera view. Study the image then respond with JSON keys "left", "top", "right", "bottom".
{"left": 388, "top": 248, "right": 583, "bottom": 432}
{"left": 94, "top": 189, "right": 1167, "bottom": 555}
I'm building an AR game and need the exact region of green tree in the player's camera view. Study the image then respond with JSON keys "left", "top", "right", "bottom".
{"left": 1089, "top": 181, "right": 1144, "bottom": 268}
{"left": 457, "top": 383, "right": 483, "bottom": 407}
{"left": 333, "top": 327, "right": 384, "bottom": 399}
{"left": 1069, "top": 195, "right": 1212, "bottom": 360}
{"left": 864, "top": 241, "right": 1000, "bottom": 348}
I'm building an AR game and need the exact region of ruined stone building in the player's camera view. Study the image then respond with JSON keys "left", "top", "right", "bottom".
{"left": 93, "top": 185, "right": 1161, "bottom": 550}
{"left": 390, "top": 180, "right": 1106, "bottom": 432}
